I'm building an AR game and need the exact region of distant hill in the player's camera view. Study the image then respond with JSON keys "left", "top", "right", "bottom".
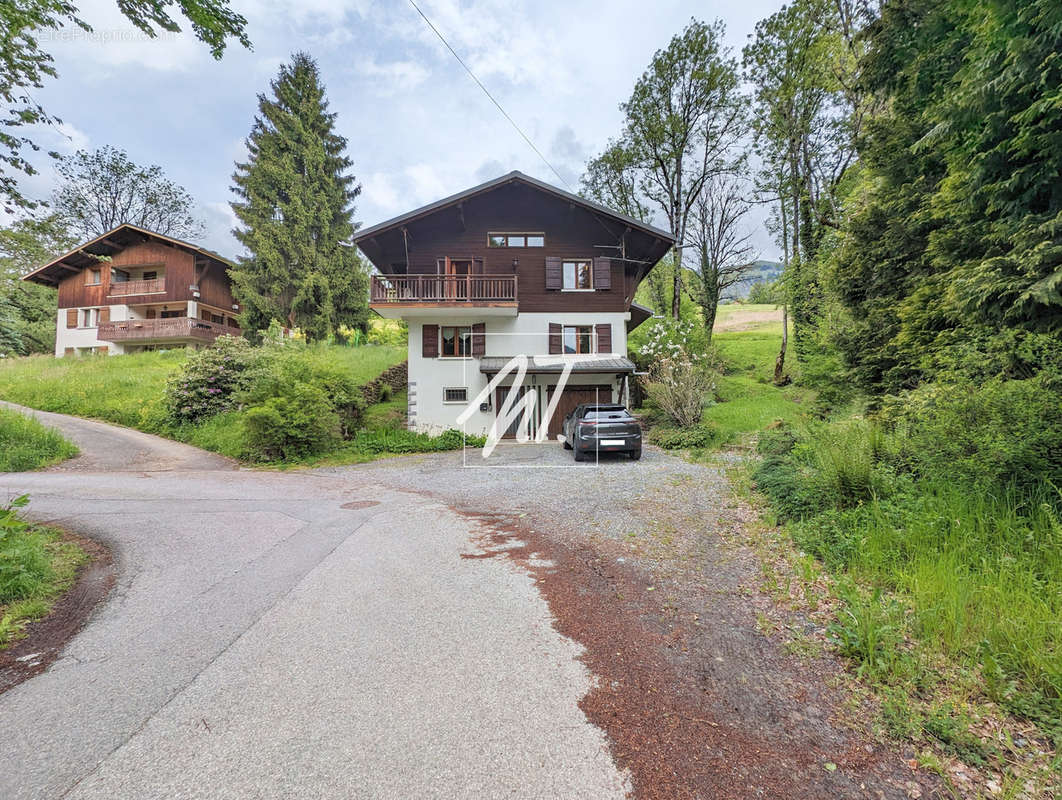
{"left": 724, "top": 259, "right": 783, "bottom": 301}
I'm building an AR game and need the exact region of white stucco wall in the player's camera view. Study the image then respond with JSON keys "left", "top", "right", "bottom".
{"left": 54, "top": 306, "right": 127, "bottom": 356}
{"left": 407, "top": 312, "right": 631, "bottom": 435}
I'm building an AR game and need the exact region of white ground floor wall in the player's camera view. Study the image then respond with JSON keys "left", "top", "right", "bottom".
{"left": 54, "top": 301, "right": 207, "bottom": 356}
{"left": 406, "top": 312, "right": 632, "bottom": 437}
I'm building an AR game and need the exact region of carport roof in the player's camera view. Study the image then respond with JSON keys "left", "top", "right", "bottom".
{"left": 479, "top": 356, "right": 636, "bottom": 374}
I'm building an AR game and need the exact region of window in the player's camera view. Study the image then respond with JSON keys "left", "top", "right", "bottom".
{"left": 563, "top": 325, "right": 594, "bottom": 354}
{"left": 443, "top": 387, "right": 468, "bottom": 404}
{"left": 563, "top": 260, "right": 593, "bottom": 290}
{"left": 86, "top": 269, "right": 101, "bottom": 285}
{"left": 440, "top": 325, "right": 472, "bottom": 357}
{"left": 80, "top": 308, "right": 99, "bottom": 328}
{"left": 111, "top": 268, "right": 129, "bottom": 283}
{"left": 487, "top": 232, "right": 545, "bottom": 248}
{"left": 211, "top": 313, "right": 224, "bottom": 324}
{"left": 142, "top": 271, "right": 158, "bottom": 281}
{"left": 160, "top": 309, "right": 183, "bottom": 319}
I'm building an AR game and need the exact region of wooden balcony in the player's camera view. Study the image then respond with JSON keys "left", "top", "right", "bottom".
{"left": 98, "top": 317, "right": 239, "bottom": 343}
{"left": 108, "top": 278, "right": 166, "bottom": 296}
{"left": 370, "top": 274, "right": 518, "bottom": 318}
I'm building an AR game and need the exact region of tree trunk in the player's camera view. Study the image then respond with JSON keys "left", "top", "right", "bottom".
{"left": 774, "top": 303, "right": 789, "bottom": 386}
{"left": 671, "top": 244, "right": 682, "bottom": 319}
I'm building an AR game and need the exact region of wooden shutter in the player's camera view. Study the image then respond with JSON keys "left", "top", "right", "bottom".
{"left": 66, "top": 309, "right": 78, "bottom": 329}
{"left": 548, "top": 323, "right": 562, "bottom": 354}
{"left": 422, "top": 324, "right": 439, "bottom": 358}
{"left": 202, "top": 308, "right": 211, "bottom": 321}
{"left": 545, "top": 257, "right": 562, "bottom": 290}
{"left": 99, "top": 307, "right": 110, "bottom": 324}
{"left": 593, "top": 257, "right": 611, "bottom": 290}
{"left": 596, "top": 323, "right": 612, "bottom": 354}
{"left": 472, "top": 323, "right": 485, "bottom": 357}
{"left": 146, "top": 308, "right": 157, "bottom": 319}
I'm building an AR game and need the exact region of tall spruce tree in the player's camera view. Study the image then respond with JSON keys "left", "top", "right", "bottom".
{"left": 229, "top": 52, "right": 368, "bottom": 339}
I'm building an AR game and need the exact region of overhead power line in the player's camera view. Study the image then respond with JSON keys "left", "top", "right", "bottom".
{"left": 406, "top": 0, "right": 572, "bottom": 190}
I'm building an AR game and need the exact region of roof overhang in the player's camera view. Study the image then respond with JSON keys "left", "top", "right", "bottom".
{"left": 479, "top": 355, "right": 636, "bottom": 375}
{"left": 21, "top": 223, "right": 235, "bottom": 287}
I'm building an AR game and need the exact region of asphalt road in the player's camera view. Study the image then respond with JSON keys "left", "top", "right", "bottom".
{"left": 0, "top": 408, "right": 628, "bottom": 799}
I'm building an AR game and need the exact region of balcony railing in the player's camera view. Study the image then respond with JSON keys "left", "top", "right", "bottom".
{"left": 97, "top": 317, "right": 239, "bottom": 343}
{"left": 370, "top": 274, "right": 518, "bottom": 304}
{"left": 108, "top": 278, "right": 166, "bottom": 296}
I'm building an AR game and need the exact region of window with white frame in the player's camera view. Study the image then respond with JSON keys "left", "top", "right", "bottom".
{"left": 80, "top": 308, "right": 99, "bottom": 328}
{"left": 440, "top": 325, "right": 472, "bottom": 357}
{"left": 562, "top": 325, "right": 594, "bottom": 354}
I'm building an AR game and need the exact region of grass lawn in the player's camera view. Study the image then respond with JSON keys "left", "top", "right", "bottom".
{"left": 0, "top": 344, "right": 410, "bottom": 466}
{"left": 0, "top": 497, "right": 86, "bottom": 649}
{"left": 0, "top": 408, "right": 79, "bottom": 472}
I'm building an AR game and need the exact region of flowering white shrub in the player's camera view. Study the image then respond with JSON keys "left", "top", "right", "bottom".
{"left": 636, "top": 319, "right": 719, "bottom": 428}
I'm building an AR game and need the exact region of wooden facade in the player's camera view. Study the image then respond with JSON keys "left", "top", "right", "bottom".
{"left": 356, "top": 174, "right": 674, "bottom": 315}
{"left": 53, "top": 239, "right": 235, "bottom": 312}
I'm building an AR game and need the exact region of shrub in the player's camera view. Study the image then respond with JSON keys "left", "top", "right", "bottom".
{"left": 652, "top": 424, "right": 718, "bottom": 449}
{"left": 350, "top": 428, "right": 484, "bottom": 454}
{"left": 878, "top": 378, "right": 1062, "bottom": 496}
{"left": 0, "top": 495, "right": 53, "bottom": 603}
{"left": 239, "top": 344, "right": 365, "bottom": 438}
{"left": 165, "top": 336, "right": 258, "bottom": 424}
{"left": 241, "top": 381, "right": 341, "bottom": 461}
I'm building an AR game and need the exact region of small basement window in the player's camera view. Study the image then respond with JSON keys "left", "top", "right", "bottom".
{"left": 443, "top": 387, "right": 468, "bottom": 404}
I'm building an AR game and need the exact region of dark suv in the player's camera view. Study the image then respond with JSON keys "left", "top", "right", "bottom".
{"left": 561, "top": 404, "right": 642, "bottom": 461}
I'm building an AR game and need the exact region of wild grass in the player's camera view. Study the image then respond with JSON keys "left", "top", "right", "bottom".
{"left": 0, "top": 496, "right": 86, "bottom": 648}
{"left": 0, "top": 408, "right": 78, "bottom": 471}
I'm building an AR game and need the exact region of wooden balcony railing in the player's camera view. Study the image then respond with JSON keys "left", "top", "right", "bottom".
{"left": 108, "top": 278, "right": 166, "bottom": 296}
{"left": 97, "top": 317, "right": 239, "bottom": 343}
{"left": 370, "top": 274, "right": 518, "bottom": 304}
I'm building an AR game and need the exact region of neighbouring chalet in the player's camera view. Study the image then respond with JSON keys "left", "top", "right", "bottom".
{"left": 22, "top": 224, "right": 241, "bottom": 356}
{"left": 354, "top": 171, "right": 675, "bottom": 438}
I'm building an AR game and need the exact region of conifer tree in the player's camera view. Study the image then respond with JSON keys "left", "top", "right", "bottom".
{"left": 229, "top": 52, "right": 367, "bottom": 339}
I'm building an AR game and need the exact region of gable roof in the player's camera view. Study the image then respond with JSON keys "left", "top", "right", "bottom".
{"left": 21, "top": 223, "right": 235, "bottom": 287}
{"left": 352, "top": 170, "right": 675, "bottom": 244}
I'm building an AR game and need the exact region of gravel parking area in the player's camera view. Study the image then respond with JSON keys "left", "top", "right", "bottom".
{"left": 318, "top": 443, "right": 937, "bottom": 800}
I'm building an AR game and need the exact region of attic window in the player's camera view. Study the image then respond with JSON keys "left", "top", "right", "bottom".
{"left": 487, "top": 233, "right": 545, "bottom": 248}
{"left": 86, "top": 268, "right": 101, "bottom": 285}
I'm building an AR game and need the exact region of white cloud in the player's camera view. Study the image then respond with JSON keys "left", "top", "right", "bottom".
{"left": 355, "top": 58, "right": 431, "bottom": 93}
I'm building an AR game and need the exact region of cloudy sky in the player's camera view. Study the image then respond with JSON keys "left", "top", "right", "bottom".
{"left": 23, "top": 0, "right": 786, "bottom": 259}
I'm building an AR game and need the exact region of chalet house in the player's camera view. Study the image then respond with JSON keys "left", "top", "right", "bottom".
{"left": 23, "top": 224, "right": 241, "bottom": 356}
{"left": 354, "top": 171, "right": 674, "bottom": 438}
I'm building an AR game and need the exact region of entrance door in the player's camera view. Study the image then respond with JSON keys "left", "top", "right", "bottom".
{"left": 495, "top": 385, "right": 536, "bottom": 439}
{"left": 545, "top": 384, "right": 611, "bottom": 438}
{"left": 443, "top": 257, "right": 472, "bottom": 299}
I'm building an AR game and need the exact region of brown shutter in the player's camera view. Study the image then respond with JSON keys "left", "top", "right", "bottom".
{"left": 472, "top": 258, "right": 485, "bottom": 275}
{"left": 66, "top": 309, "right": 78, "bottom": 328}
{"left": 202, "top": 308, "right": 211, "bottom": 320}
{"left": 548, "top": 323, "right": 562, "bottom": 354}
{"left": 96, "top": 346, "right": 108, "bottom": 355}
{"left": 99, "top": 307, "right": 110, "bottom": 324}
{"left": 545, "top": 257, "right": 562, "bottom": 290}
{"left": 472, "top": 322, "right": 485, "bottom": 357}
{"left": 596, "top": 323, "right": 612, "bottom": 353}
{"left": 422, "top": 324, "right": 439, "bottom": 358}
{"left": 146, "top": 308, "right": 157, "bottom": 319}
{"left": 593, "top": 257, "right": 611, "bottom": 290}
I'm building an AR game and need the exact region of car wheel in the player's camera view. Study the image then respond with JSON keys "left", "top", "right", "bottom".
{"left": 630, "top": 448, "right": 642, "bottom": 461}
{"left": 573, "top": 447, "right": 586, "bottom": 462}
{"left": 562, "top": 437, "right": 572, "bottom": 450}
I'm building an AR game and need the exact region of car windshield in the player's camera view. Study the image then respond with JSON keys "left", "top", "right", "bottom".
{"left": 581, "top": 406, "right": 630, "bottom": 421}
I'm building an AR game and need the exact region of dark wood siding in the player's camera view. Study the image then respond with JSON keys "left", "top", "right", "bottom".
{"left": 56, "top": 241, "right": 235, "bottom": 310}
{"left": 363, "top": 182, "right": 639, "bottom": 313}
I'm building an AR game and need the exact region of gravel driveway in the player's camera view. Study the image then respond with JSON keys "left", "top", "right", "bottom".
{"left": 0, "top": 409, "right": 934, "bottom": 800}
